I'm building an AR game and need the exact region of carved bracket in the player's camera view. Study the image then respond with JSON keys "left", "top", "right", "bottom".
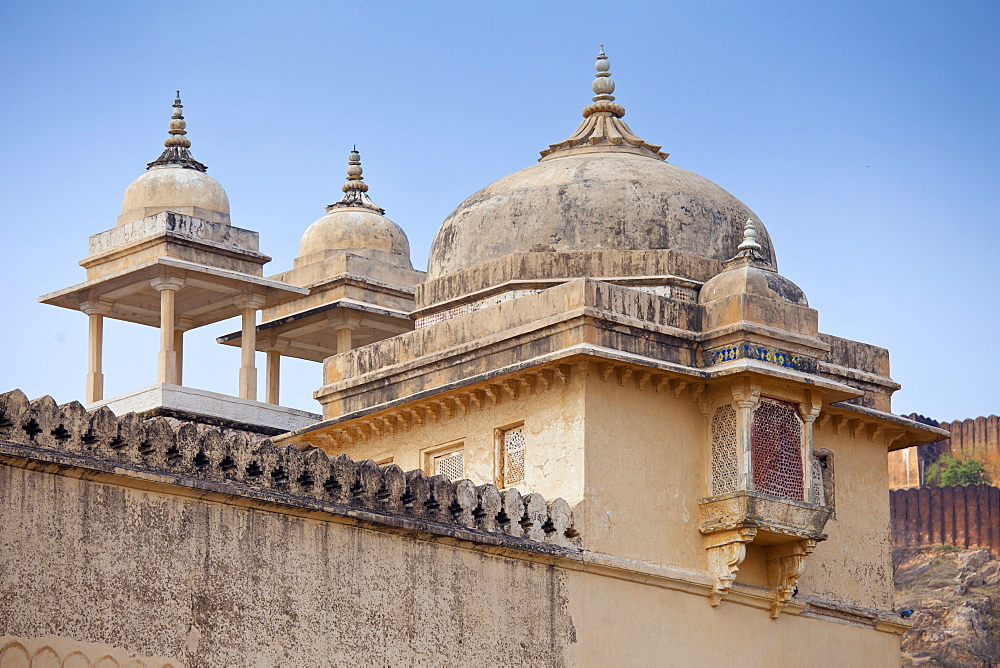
{"left": 765, "top": 539, "right": 817, "bottom": 618}
{"left": 703, "top": 527, "right": 757, "bottom": 606}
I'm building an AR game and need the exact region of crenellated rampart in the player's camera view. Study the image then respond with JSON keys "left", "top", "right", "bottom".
{"left": 0, "top": 388, "right": 579, "bottom": 551}
{"left": 890, "top": 485, "right": 1000, "bottom": 557}
{"left": 927, "top": 414, "right": 1000, "bottom": 466}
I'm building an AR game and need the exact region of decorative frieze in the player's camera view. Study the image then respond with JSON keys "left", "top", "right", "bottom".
{"left": 704, "top": 343, "right": 817, "bottom": 373}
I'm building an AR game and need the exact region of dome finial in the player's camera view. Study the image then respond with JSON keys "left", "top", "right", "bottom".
{"left": 147, "top": 91, "right": 207, "bottom": 172}
{"left": 592, "top": 45, "right": 615, "bottom": 102}
{"left": 539, "top": 47, "right": 668, "bottom": 161}
{"left": 733, "top": 218, "right": 771, "bottom": 264}
{"left": 327, "top": 147, "right": 386, "bottom": 215}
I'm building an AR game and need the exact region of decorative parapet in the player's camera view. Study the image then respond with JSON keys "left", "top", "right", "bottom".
{"left": 1, "top": 635, "right": 179, "bottom": 668}
{"left": 0, "top": 389, "right": 579, "bottom": 551}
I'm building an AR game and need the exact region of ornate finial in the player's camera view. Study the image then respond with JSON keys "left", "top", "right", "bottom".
{"left": 539, "top": 47, "right": 668, "bottom": 161}
{"left": 592, "top": 45, "right": 615, "bottom": 101}
{"left": 327, "top": 148, "right": 385, "bottom": 214}
{"left": 147, "top": 92, "right": 207, "bottom": 172}
{"left": 738, "top": 219, "right": 762, "bottom": 253}
{"left": 733, "top": 219, "right": 771, "bottom": 264}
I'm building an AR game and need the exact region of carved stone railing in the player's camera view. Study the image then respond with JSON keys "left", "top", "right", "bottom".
{"left": 0, "top": 389, "right": 579, "bottom": 550}
{"left": 698, "top": 491, "right": 832, "bottom": 617}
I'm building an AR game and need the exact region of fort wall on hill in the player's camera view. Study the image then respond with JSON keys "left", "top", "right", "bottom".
{"left": 890, "top": 485, "right": 1000, "bottom": 558}
{"left": 888, "top": 414, "right": 1000, "bottom": 489}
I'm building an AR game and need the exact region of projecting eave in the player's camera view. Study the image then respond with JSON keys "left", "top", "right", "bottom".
{"left": 824, "top": 402, "right": 950, "bottom": 451}
{"left": 703, "top": 358, "right": 861, "bottom": 404}
{"left": 217, "top": 298, "right": 414, "bottom": 362}
{"left": 39, "top": 257, "right": 307, "bottom": 329}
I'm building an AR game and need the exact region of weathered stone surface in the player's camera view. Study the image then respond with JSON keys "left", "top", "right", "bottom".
{"left": 891, "top": 485, "right": 1000, "bottom": 558}
{"left": 426, "top": 153, "right": 775, "bottom": 281}
{"left": 0, "top": 463, "right": 577, "bottom": 666}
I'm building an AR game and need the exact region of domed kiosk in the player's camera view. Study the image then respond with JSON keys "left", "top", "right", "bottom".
{"left": 39, "top": 94, "right": 308, "bottom": 429}
{"left": 218, "top": 149, "right": 425, "bottom": 405}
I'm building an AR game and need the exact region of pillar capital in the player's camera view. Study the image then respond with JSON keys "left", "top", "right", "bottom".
{"left": 235, "top": 292, "right": 267, "bottom": 310}
{"left": 150, "top": 276, "right": 185, "bottom": 292}
{"left": 799, "top": 391, "right": 822, "bottom": 423}
{"left": 731, "top": 382, "right": 761, "bottom": 409}
{"left": 79, "top": 297, "right": 112, "bottom": 316}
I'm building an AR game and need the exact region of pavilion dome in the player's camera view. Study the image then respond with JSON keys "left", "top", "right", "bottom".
{"left": 297, "top": 149, "right": 413, "bottom": 269}
{"left": 118, "top": 94, "right": 230, "bottom": 227}
{"left": 699, "top": 220, "right": 807, "bottom": 306}
{"left": 426, "top": 49, "right": 775, "bottom": 281}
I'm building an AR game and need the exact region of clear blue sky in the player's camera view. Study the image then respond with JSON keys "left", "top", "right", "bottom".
{"left": 2, "top": 1, "right": 998, "bottom": 421}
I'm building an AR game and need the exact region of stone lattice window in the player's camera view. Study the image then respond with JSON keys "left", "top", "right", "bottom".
{"left": 711, "top": 404, "right": 739, "bottom": 495}
{"left": 810, "top": 455, "right": 825, "bottom": 505}
{"left": 751, "top": 399, "right": 805, "bottom": 501}
{"left": 502, "top": 425, "right": 526, "bottom": 487}
{"left": 432, "top": 450, "right": 465, "bottom": 482}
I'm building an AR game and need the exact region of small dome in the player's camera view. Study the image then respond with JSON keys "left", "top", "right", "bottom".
{"left": 699, "top": 262, "right": 807, "bottom": 306}
{"left": 119, "top": 166, "right": 230, "bottom": 226}
{"left": 299, "top": 209, "right": 411, "bottom": 265}
{"left": 297, "top": 149, "right": 412, "bottom": 268}
{"left": 117, "top": 93, "right": 230, "bottom": 227}
{"left": 699, "top": 221, "right": 806, "bottom": 306}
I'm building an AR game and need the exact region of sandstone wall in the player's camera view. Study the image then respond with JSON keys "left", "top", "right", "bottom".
{"left": 891, "top": 485, "right": 1000, "bottom": 557}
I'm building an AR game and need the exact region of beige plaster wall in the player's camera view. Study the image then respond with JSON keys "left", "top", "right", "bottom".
{"left": 578, "top": 372, "right": 897, "bottom": 610}
{"left": 803, "top": 423, "right": 897, "bottom": 610}
{"left": 316, "top": 376, "right": 586, "bottom": 504}
{"left": 578, "top": 370, "right": 709, "bottom": 571}
{"left": 0, "top": 457, "right": 902, "bottom": 667}
{"left": 309, "top": 362, "right": 899, "bottom": 612}
{"left": 562, "top": 571, "right": 901, "bottom": 667}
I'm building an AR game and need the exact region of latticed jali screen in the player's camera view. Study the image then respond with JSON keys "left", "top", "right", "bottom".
{"left": 810, "top": 455, "right": 825, "bottom": 505}
{"left": 711, "top": 404, "right": 740, "bottom": 495}
{"left": 433, "top": 451, "right": 465, "bottom": 482}
{"left": 503, "top": 426, "right": 525, "bottom": 487}
{"left": 751, "top": 399, "right": 805, "bottom": 501}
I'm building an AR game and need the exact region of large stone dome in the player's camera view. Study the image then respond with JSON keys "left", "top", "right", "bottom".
{"left": 427, "top": 152, "right": 774, "bottom": 280}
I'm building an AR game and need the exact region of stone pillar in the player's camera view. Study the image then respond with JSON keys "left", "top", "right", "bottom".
{"left": 732, "top": 383, "right": 761, "bottom": 492}
{"left": 237, "top": 294, "right": 266, "bottom": 401}
{"left": 174, "top": 330, "right": 184, "bottom": 386}
{"left": 80, "top": 299, "right": 110, "bottom": 404}
{"left": 800, "top": 393, "right": 822, "bottom": 504}
{"left": 151, "top": 277, "right": 184, "bottom": 385}
{"left": 336, "top": 326, "right": 354, "bottom": 354}
{"left": 266, "top": 351, "right": 280, "bottom": 405}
